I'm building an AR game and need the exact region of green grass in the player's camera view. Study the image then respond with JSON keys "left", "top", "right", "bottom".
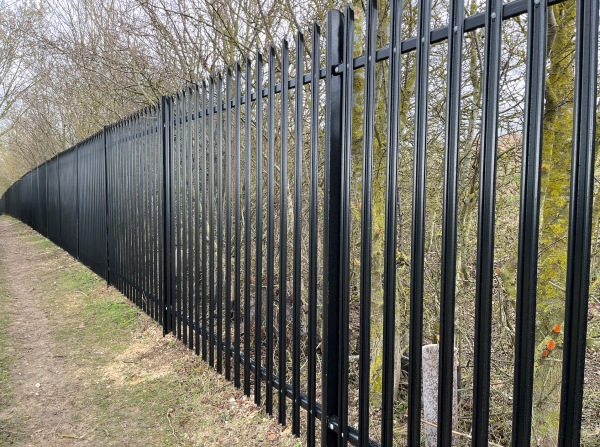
{"left": 86, "top": 301, "right": 139, "bottom": 328}
{"left": 39, "top": 256, "right": 143, "bottom": 359}
{"left": 24, "top": 233, "right": 52, "bottom": 247}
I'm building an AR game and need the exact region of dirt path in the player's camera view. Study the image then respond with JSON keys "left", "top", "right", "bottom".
{"left": 0, "top": 217, "right": 304, "bottom": 446}
{"left": 0, "top": 218, "right": 82, "bottom": 445}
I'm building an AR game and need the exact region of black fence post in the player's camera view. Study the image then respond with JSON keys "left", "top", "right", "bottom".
{"left": 161, "top": 95, "right": 172, "bottom": 336}
{"left": 322, "top": 9, "right": 344, "bottom": 447}
{"left": 558, "top": 0, "right": 599, "bottom": 443}
{"left": 44, "top": 161, "right": 47, "bottom": 236}
{"left": 36, "top": 167, "right": 39, "bottom": 232}
{"left": 76, "top": 143, "right": 80, "bottom": 260}
{"left": 57, "top": 152, "right": 61, "bottom": 247}
{"left": 30, "top": 170, "right": 34, "bottom": 227}
{"left": 337, "top": 7, "right": 354, "bottom": 446}
{"left": 510, "top": 0, "right": 547, "bottom": 442}
{"left": 103, "top": 126, "right": 111, "bottom": 286}
{"left": 472, "top": 0, "right": 503, "bottom": 442}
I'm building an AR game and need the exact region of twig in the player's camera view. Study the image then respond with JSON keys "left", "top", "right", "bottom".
{"left": 538, "top": 235, "right": 568, "bottom": 258}
{"left": 549, "top": 281, "right": 566, "bottom": 293}
{"left": 54, "top": 422, "right": 60, "bottom": 446}
{"left": 73, "top": 290, "right": 89, "bottom": 297}
{"left": 421, "top": 420, "right": 504, "bottom": 447}
{"left": 167, "top": 413, "right": 179, "bottom": 445}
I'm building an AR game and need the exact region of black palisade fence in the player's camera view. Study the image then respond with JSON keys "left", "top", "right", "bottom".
{"left": 1, "top": 0, "right": 598, "bottom": 445}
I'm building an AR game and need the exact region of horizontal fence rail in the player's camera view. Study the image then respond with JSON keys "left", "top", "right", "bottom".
{"left": 1, "top": 0, "right": 597, "bottom": 445}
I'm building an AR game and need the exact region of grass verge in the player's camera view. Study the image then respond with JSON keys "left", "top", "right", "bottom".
{"left": 15, "top": 221, "right": 302, "bottom": 446}
{"left": 0, "top": 245, "right": 23, "bottom": 444}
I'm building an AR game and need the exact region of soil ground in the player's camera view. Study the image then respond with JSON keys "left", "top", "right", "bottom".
{"left": 0, "top": 216, "right": 304, "bottom": 446}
